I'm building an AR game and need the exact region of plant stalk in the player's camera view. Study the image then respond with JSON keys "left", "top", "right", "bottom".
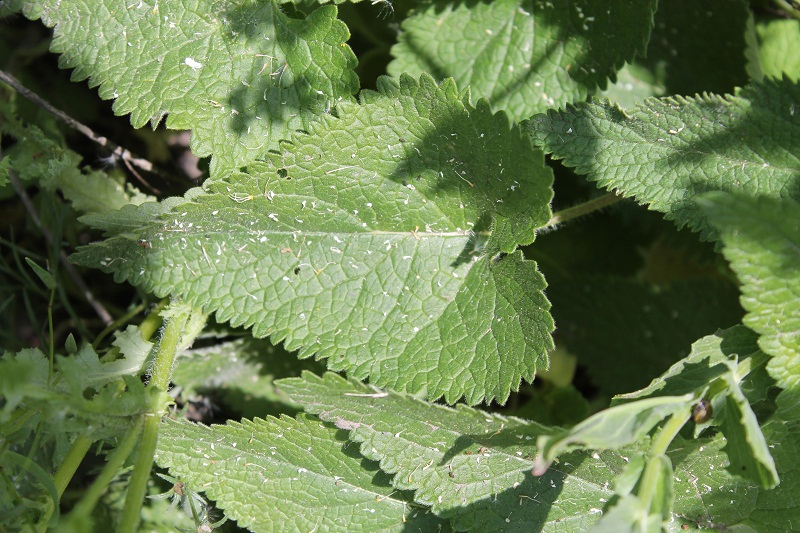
{"left": 544, "top": 192, "right": 624, "bottom": 229}
{"left": 118, "top": 305, "right": 191, "bottom": 533}
{"left": 637, "top": 411, "right": 688, "bottom": 507}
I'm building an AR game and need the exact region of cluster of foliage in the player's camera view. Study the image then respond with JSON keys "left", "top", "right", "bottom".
{"left": 1, "top": 0, "right": 799, "bottom": 531}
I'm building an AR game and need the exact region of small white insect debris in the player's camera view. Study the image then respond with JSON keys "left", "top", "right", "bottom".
{"left": 184, "top": 57, "right": 202, "bottom": 70}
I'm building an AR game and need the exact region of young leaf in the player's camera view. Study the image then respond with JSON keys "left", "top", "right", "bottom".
{"left": 699, "top": 193, "right": 800, "bottom": 419}
{"left": 591, "top": 454, "right": 673, "bottom": 533}
{"left": 72, "top": 74, "right": 555, "bottom": 405}
{"left": 278, "top": 371, "right": 627, "bottom": 531}
{"left": 25, "top": 258, "right": 56, "bottom": 291}
{"left": 155, "top": 414, "right": 447, "bottom": 532}
{"left": 20, "top": 0, "right": 359, "bottom": 175}
{"left": 615, "top": 326, "right": 779, "bottom": 489}
{"left": 389, "top": 0, "right": 656, "bottom": 122}
{"left": 525, "top": 78, "right": 800, "bottom": 239}
{"left": 58, "top": 326, "right": 153, "bottom": 391}
{"left": 0, "top": 341, "right": 150, "bottom": 451}
{"left": 533, "top": 395, "right": 694, "bottom": 476}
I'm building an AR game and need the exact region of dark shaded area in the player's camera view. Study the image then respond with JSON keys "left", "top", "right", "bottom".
{"left": 636, "top": 0, "right": 751, "bottom": 97}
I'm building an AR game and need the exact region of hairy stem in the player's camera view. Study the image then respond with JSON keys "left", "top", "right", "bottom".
{"left": 118, "top": 303, "right": 194, "bottom": 533}
{"left": 544, "top": 192, "right": 624, "bottom": 229}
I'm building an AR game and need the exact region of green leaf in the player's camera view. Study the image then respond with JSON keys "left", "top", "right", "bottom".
{"left": 0, "top": 342, "right": 150, "bottom": 455}
{"left": 525, "top": 78, "right": 800, "bottom": 239}
{"left": 615, "top": 326, "right": 779, "bottom": 489}
{"left": 757, "top": 19, "right": 800, "bottom": 81}
{"left": 21, "top": 0, "right": 359, "bottom": 176}
{"left": 389, "top": 0, "right": 657, "bottom": 122}
{"left": 58, "top": 326, "right": 153, "bottom": 391}
{"left": 670, "top": 421, "right": 800, "bottom": 532}
{"left": 718, "top": 392, "right": 778, "bottom": 489}
{"left": 0, "top": 349, "right": 51, "bottom": 422}
{"left": 699, "top": 193, "right": 800, "bottom": 419}
{"left": 25, "top": 257, "right": 56, "bottom": 291}
{"left": 533, "top": 395, "right": 694, "bottom": 476}
{"left": 72, "top": 74, "right": 555, "bottom": 405}
{"left": 589, "top": 494, "right": 661, "bottom": 533}
{"left": 154, "top": 414, "right": 448, "bottom": 533}
{"left": 279, "top": 371, "right": 631, "bottom": 531}
{"left": 591, "top": 453, "right": 673, "bottom": 533}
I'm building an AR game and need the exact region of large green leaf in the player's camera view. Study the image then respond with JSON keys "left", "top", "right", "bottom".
{"left": 72, "top": 74, "right": 555, "bottom": 405}
{"left": 21, "top": 0, "right": 358, "bottom": 176}
{"left": 525, "top": 78, "right": 800, "bottom": 239}
{"left": 155, "top": 415, "right": 448, "bottom": 532}
{"left": 670, "top": 421, "right": 800, "bottom": 532}
{"left": 389, "top": 0, "right": 656, "bottom": 122}
{"left": 279, "top": 371, "right": 625, "bottom": 531}
{"left": 700, "top": 194, "right": 800, "bottom": 418}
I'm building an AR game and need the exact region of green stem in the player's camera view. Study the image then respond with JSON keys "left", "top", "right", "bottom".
{"left": 774, "top": 0, "right": 800, "bottom": 19}
{"left": 139, "top": 298, "right": 169, "bottom": 342}
{"left": 638, "top": 411, "right": 688, "bottom": 506}
{"left": 118, "top": 305, "right": 190, "bottom": 533}
{"left": 47, "top": 287, "right": 55, "bottom": 378}
{"left": 69, "top": 417, "right": 144, "bottom": 519}
{"left": 544, "top": 192, "right": 624, "bottom": 229}
{"left": 53, "top": 436, "right": 92, "bottom": 498}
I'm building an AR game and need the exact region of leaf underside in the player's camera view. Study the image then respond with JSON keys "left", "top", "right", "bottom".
{"left": 21, "top": 0, "right": 359, "bottom": 176}
{"left": 525, "top": 78, "right": 800, "bottom": 239}
{"left": 389, "top": 0, "right": 657, "bottom": 122}
{"left": 72, "top": 74, "right": 555, "bottom": 405}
